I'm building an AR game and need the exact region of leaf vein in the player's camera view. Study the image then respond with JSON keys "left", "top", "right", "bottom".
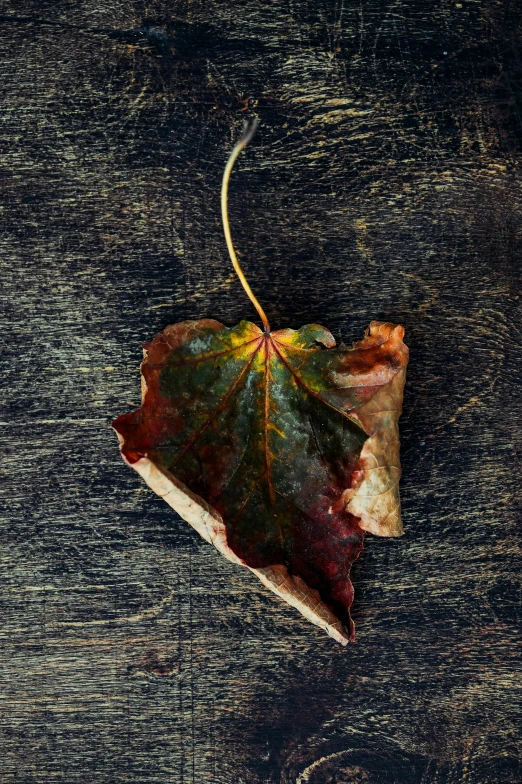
{"left": 170, "top": 338, "right": 263, "bottom": 469}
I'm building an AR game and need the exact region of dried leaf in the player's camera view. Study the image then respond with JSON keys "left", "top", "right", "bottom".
{"left": 113, "top": 318, "right": 408, "bottom": 643}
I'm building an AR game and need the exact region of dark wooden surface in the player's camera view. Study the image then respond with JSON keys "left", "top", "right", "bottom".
{"left": 1, "top": 2, "right": 521, "bottom": 782}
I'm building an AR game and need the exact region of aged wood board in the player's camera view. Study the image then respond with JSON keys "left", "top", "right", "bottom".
{"left": 0, "top": 1, "right": 521, "bottom": 782}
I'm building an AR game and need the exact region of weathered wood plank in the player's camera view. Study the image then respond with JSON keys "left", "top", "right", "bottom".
{"left": 0, "top": 1, "right": 520, "bottom": 782}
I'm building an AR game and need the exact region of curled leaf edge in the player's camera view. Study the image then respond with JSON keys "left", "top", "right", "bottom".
{"left": 115, "top": 443, "right": 352, "bottom": 645}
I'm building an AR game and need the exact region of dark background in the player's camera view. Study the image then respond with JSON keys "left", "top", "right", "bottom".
{"left": 1, "top": 2, "right": 521, "bottom": 782}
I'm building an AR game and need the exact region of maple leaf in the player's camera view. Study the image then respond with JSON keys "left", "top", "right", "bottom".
{"left": 113, "top": 121, "right": 408, "bottom": 644}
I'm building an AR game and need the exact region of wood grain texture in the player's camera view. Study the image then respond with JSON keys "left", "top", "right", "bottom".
{"left": 0, "top": 1, "right": 520, "bottom": 782}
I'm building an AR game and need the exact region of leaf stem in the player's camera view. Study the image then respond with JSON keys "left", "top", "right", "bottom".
{"left": 221, "top": 119, "right": 271, "bottom": 333}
